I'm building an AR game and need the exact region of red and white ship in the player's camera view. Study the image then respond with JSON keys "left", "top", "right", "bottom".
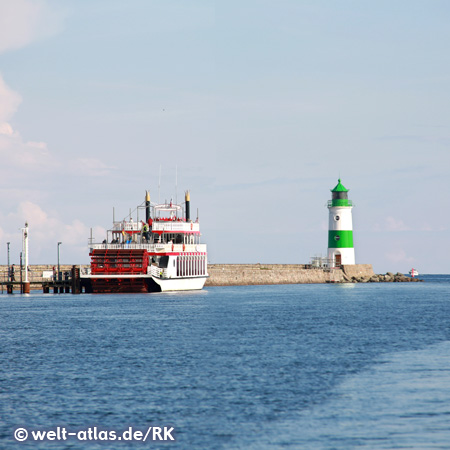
{"left": 81, "top": 191, "right": 208, "bottom": 293}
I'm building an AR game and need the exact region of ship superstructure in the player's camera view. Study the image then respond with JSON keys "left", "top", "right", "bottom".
{"left": 81, "top": 191, "right": 208, "bottom": 293}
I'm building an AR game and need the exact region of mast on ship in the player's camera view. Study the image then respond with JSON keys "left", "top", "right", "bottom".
{"left": 185, "top": 190, "right": 190, "bottom": 222}
{"left": 146, "top": 190, "right": 151, "bottom": 222}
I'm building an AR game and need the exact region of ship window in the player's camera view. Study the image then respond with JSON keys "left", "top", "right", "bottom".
{"left": 334, "top": 235, "right": 340, "bottom": 241}
{"left": 334, "top": 215, "right": 340, "bottom": 221}
{"left": 159, "top": 255, "right": 169, "bottom": 268}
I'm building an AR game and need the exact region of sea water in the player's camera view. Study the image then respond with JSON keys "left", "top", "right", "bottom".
{"left": 0, "top": 275, "right": 449, "bottom": 449}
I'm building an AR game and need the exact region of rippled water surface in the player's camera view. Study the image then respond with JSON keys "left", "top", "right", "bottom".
{"left": 1, "top": 275, "right": 450, "bottom": 449}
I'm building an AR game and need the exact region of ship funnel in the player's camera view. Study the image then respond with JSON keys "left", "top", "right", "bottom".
{"left": 145, "top": 191, "right": 151, "bottom": 222}
{"left": 185, "top": 190, "right": 190, "bottom": 221}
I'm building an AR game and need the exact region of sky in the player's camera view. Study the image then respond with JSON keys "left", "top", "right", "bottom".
{"left": 0, "top": 0, "right": 449, "bottom": 274}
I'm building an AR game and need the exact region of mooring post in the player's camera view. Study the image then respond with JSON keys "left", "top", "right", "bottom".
{"left": 71, "top": 265, "right": 81, "bottom": 294}
{"left": 22, "top": 222, "right": 30, "bottom": 294}
{"left": 20, "top": 252, "right": 23, "bottom": 294}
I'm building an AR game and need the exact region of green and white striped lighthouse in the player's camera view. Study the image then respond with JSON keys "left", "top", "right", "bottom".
{"left": 327, "top": 179, "right": 355, "bottom": 266}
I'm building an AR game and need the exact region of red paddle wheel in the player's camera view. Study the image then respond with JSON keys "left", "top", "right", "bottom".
{"left": 90, "top": 249, "right": 149, "bottom": 293}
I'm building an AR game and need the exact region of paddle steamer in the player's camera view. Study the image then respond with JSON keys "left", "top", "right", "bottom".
{"left": 81, "top": 191, "right": 208, "bottom": 293}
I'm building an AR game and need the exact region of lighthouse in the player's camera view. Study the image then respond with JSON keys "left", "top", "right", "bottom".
{"left": 327, "top": 179, "right": 355, "bottom": 267}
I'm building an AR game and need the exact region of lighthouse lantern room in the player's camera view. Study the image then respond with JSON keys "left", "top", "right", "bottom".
{"left": 327, "top": 179, "right": 355, "bottom": 267}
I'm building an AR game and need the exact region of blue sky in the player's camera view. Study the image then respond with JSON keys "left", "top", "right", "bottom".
{"left": 0, "top": 0, "right": 449, "bottom": 273}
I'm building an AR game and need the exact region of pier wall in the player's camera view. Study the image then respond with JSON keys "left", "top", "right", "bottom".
{"left": 341, "top": 264, "right": 375, "bottom": 279}
{"left": 0, "top": 265, "right": 89, "bottom": 286}
{"left": 205, "top": 264, "right": 374, "bottom": 286}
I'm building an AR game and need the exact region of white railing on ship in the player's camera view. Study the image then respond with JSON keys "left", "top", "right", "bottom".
{"left": 79, "top": 266, "right": 169, "bottom": 278}
{"left": 109, "top": 221, "right": 199, "bottom": 233}
{"left": 89, "top": 243, "right": 207, "bottom": 253}
{"left": 111, "top": 221, "right": 142, "bottom": 232}
{"left": 149, "top": 265, "right": 168, "bottom": 278}
{"left": 152, "top": 221, "right": 200, "bottom": 232}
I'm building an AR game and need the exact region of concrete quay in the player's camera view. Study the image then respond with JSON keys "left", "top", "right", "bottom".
{"left": 0, "top": 264, "right": 89, "bottom": 293}
{"left": 205, "top": 264, "right": 376, "bottom": 286}
{"left": 0, "top": 264, "right": 88, "bottom": 286}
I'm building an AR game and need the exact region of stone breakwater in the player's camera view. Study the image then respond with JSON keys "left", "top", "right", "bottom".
{"left": 345, "top": 272, "right": 423, "bottom": 283}
{"left": 205, "top": 264, "right": 382, "bottom": 286}
{"left": 206, "top": 264, "right": 331, "bottom": 285}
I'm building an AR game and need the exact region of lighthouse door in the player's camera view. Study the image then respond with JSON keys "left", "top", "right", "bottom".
{"left": 335, "top": 254, "right": 342, "bottom": 267}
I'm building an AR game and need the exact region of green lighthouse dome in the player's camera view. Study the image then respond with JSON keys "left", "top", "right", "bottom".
{"left": 330, "top": 179, "right": 350, "bottom": 207}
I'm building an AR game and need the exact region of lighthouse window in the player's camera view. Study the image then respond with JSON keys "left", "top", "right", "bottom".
{"left": 335, "top": 215, "right": 340, "bottom": 221}
{"left": 334, "top": 235, "right": 340, "bottom": 241}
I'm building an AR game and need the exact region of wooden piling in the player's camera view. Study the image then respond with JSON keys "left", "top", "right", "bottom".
{"left": 71, "top": 265, "right": 81, "bottom": 294}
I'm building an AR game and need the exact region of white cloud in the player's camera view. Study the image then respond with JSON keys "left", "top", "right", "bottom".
{"left": 0, "top": 122, "right": 15, "bottom": 136}
{"left": 0, "top": 73, "right": 114, "bottom": 181}
{"left": 384, "top": 216, "right": 410, "bottom": 232}
{"left": 70, "top": 157, "right": 117, "bottom": 177}
{"left": 0, "top": 0, "right": 64, "bottom": 54}
{"left": 0, "top": 130, "right": 55, "bottom": 171}
{"left": 1, "top": 201, "right": 105, "bottom": 264}
{"left": 420, "top": 223, "right": 447, "bottom": 232}
{"left": 373, "top": 216, "right": 411, "bottom": 232}
{"left": 0, "top": 69, "right": 110, "bottom": 259}
{"left": 0, "top": 73, "right": 22, "bottom": 123}
{"left": 385, "top": 249, "right": 415, "bottom": 265}
{"left": 0, "top": 72, "right": 114, "bottom": 210}
{"left": 372, "top": 215, "right": 447, "bottom": 233}
{"left": 0, "top": 3, "right": 64, "bottom": 186}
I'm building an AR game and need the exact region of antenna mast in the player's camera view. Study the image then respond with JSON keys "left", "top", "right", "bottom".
{"left": 158, "top": 165, "right": 161, "bottom": 204}
{"left": 175, "top": 165, "right": 178, "bottom": 206}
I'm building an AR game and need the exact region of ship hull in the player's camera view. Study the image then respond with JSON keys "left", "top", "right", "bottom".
{"left": 152, "top": 275, "right": 207, "bottom": 292}
{"left": 82, "top": 275, "right": 207, "bottom": 294}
